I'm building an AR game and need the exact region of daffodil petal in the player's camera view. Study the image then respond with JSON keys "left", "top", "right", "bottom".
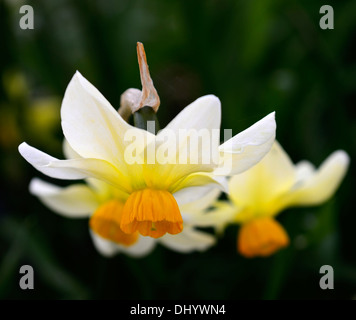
{"left": 214, "top": 112, "right": 276, "bottom": 176}
{"left": 62, "top": 140, "right": 128, "bottom": 200}
{"left": 294, "top": 160, "right": 315, "bottom": 183}
{"left": 160, "top": 94, "right": 221, "bottom": 168}
{"left": 228, "top": 141, "right": 295, "bottom": 210}
{"left": 170, "top": 173, "right": 226, "bottom": 194}
{"left": 184, "top": 201, "right": 237, "bottom": 230}
{"left": 48, "top": 159, "right": 132, "bottom": 192}
{"left": 287, "top": 150, "right": 350, "bottom": 206}
{"left": 19, "top": 142, "right": 131, "bottom": 193}
{"left": 61, "top": 71, "right": 154, "bottom": 172}
{"left": 63, "top": 139, "right": 80, "bottom": 159}
{"left": 142, "top": 163, "right": 213, "bottom": 191}
{"left": 29, "top": 178, "right": 98, "bottom": 217}
{"left": 121, "top": 236, "right": 156, "bottom": 258}
{"left": 19, "top": 142, "right": 87, "bottom": 179}
{"left": 148, "top": 95, "right": 222, "bottom": 188}
{"left": 158, "top": 227, "right": 215, "bottom": 253}
{"left": 175, "top": 184, "right": 222, "bottom": 212}
{"left": 89, "top": 231, "right": 120, "bottom": 257}
{"left": 162, "top": 95, "right": 221, "bottom": 132}
{"left": 90, "top": 231, "right": 155, "bottom": 258}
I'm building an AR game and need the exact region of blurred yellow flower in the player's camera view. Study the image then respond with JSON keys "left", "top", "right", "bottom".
{"left": 1, "top": 70, "right": 61, "bottom": 151}
{"left": 191, "top": 142, "right": 349, "bottom": 258}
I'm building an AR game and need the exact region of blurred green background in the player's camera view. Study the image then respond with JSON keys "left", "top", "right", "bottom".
{"left": 0, "top": 0, "right": 355, "bottom": 299}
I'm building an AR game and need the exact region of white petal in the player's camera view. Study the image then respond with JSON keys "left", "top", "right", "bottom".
{"left": 158, "top": 227, "right": 215, "bottom": 253}
{"left": 215, "top": 112, "right": 276, "bottom": 176}
{"left": 162, "top": 95, "right": 221, "bottom": 132}
{"left": 90, "top": 231, "right": 121, "bottom": 257}
{"left": 19, "top": 142, "right": 131, "bottom": 193}
{"left": 287, "top": 150, "right": 350, "bottom": 206}
{"left": 29, "top": 178, "right": 98, "bottom": 217}
{"left": 184, "top": 201, "right": 237, "bottom": 230}
{"left": 294, "top": 160, "right": 315, "bottom": 183}
{"left": 19, "top": 142, "right": 87, "bottom": 180}
{"left": 62, "top": 140, "right": 113, "bottom": 197}
{"left": 63, "top": 139, "right": 80, "bottom": 159}
{"left": 61, "top": 71, "right": 154, "bottom": 172}
{"left": 175, "top": 184, "right": 222, "bottom": 213}
{"left": 121, "top": 236, "right": 156, "bottom": 258}
{"left": 150, "top": 95, "right": 222, "bottom": 187}
{"left": 90, "top": 232, "right": 155, "bottom": 258}
{"left": 63, "top": 140, "right": 130, "bottom": 199}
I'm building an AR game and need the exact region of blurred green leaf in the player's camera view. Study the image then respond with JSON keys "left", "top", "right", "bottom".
{"left": 0, "top": 216, "right": 90, "bottom": 299}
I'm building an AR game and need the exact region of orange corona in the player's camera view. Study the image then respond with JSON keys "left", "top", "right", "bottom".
{"left": 90, "top": 200, "right": 139, "bottom": 246}
{"left": 120, "top": 189, "right": 183, "bottom": 238}
{"left": 238, "top": 217, "right": 289, "bottom": 258}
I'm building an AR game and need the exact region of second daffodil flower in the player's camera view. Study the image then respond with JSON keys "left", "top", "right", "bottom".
{"left": 18, "top": 43, "right": 276, "bottom": 246}
{"left": 205, "top": 141, "right": 349, "bottom": 258}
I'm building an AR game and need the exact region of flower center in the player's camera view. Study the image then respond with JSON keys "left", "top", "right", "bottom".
{"left": 237, "top": 217, "right": 289, "bottom": 258}
{"left": 89, "top": 200, "right": 139, "bottom": 246}
{"left": 120, "top": 189, "right": 183, "bottom": 238}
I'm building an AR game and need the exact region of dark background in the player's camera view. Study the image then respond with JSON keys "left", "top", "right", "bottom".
{"left": 0, "top": 0, "right": 355, "bottom": 299}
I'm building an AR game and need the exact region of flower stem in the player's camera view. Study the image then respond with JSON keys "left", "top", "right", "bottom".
{"left": 133, "top": 106, "right": 160, "bottom": 134}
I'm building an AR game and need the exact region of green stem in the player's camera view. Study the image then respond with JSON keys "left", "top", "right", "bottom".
{"left": 133, "top": 106, "right": 160, "bottom": 134}
{"left": 263, "top": 245, "right": 294, "bottom": 299}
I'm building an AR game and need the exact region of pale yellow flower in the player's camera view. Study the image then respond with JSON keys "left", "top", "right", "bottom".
{"left": 190, "top": 142, "right": 349, "bottom": 258}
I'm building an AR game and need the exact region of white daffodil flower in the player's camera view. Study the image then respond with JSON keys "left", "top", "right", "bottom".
{"left": 19, "top": 71, "right": 276, "bottom": 242}
{"left": 29, "top": 158, "right": 222, "bottom": 257}
{"left": 190, "top": 141, "right": 350, "bottom": 258}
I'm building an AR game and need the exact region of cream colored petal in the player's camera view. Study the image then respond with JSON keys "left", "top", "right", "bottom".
{"left": 170, "top": 172, "right": 226, "bottom": 194}
{"left": 48, "top": 158, "right": 133, "bottom": 193}
{"left": 121, "top": 236, "right": 156, "bottom": 258}
{"left": 19, "top": 142, "right": 87, "bottom": 180}
{"left": 295, "top": 160, "right": 315, "bottom": 183}
{"left": 63, "top": 140, "right": 113, "bottom": 200}
{"left": 62, "top": 140, "right": 127, "bottom": 199}
{"left": 63, "top": 139, "right": 80, "bottom": 159}
{"left": 89, "top": 231, "right": 120, "bottom": 257}
{"left": 175, "top": 184, "right": 222, "bottom": 213}
{"left": 90, "top": 232, "right": 155, "bottom": 258}
{"left": 29, "top": 178, "right": 98, "bottom": 217}
{"left": 214, "top": 112, "right": 276, "bottom": 176}
{"left": 286, "top": 150, "right": 350, "bottom": 206}
{"left": 62, "top": 141, "right": 124, "bottom": 200}
{"left": 141, "top": 163, "right": 214, "bottom": 191}
{"left": 19, "top": 142, "right": 132, "bottom": 193}
{"left": 144, "top": 123, "right": 218, "bottom": 187}
{"left": 228, "top": 141, "right": 295, "bottom": 212}
{"left": 184, "top": 201, "right": 237, "bottom": 230}
{"left": 158, "top": 227, "right": 215, "bottom": 253}
{"left": 148, "top": 95, "right": 222, "bottom": 189}
{"left": 162, "top": 95, "right": 221, "bottom": 132}
{"left": 61, "top": 71, "right": 154, "bottom": 174}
